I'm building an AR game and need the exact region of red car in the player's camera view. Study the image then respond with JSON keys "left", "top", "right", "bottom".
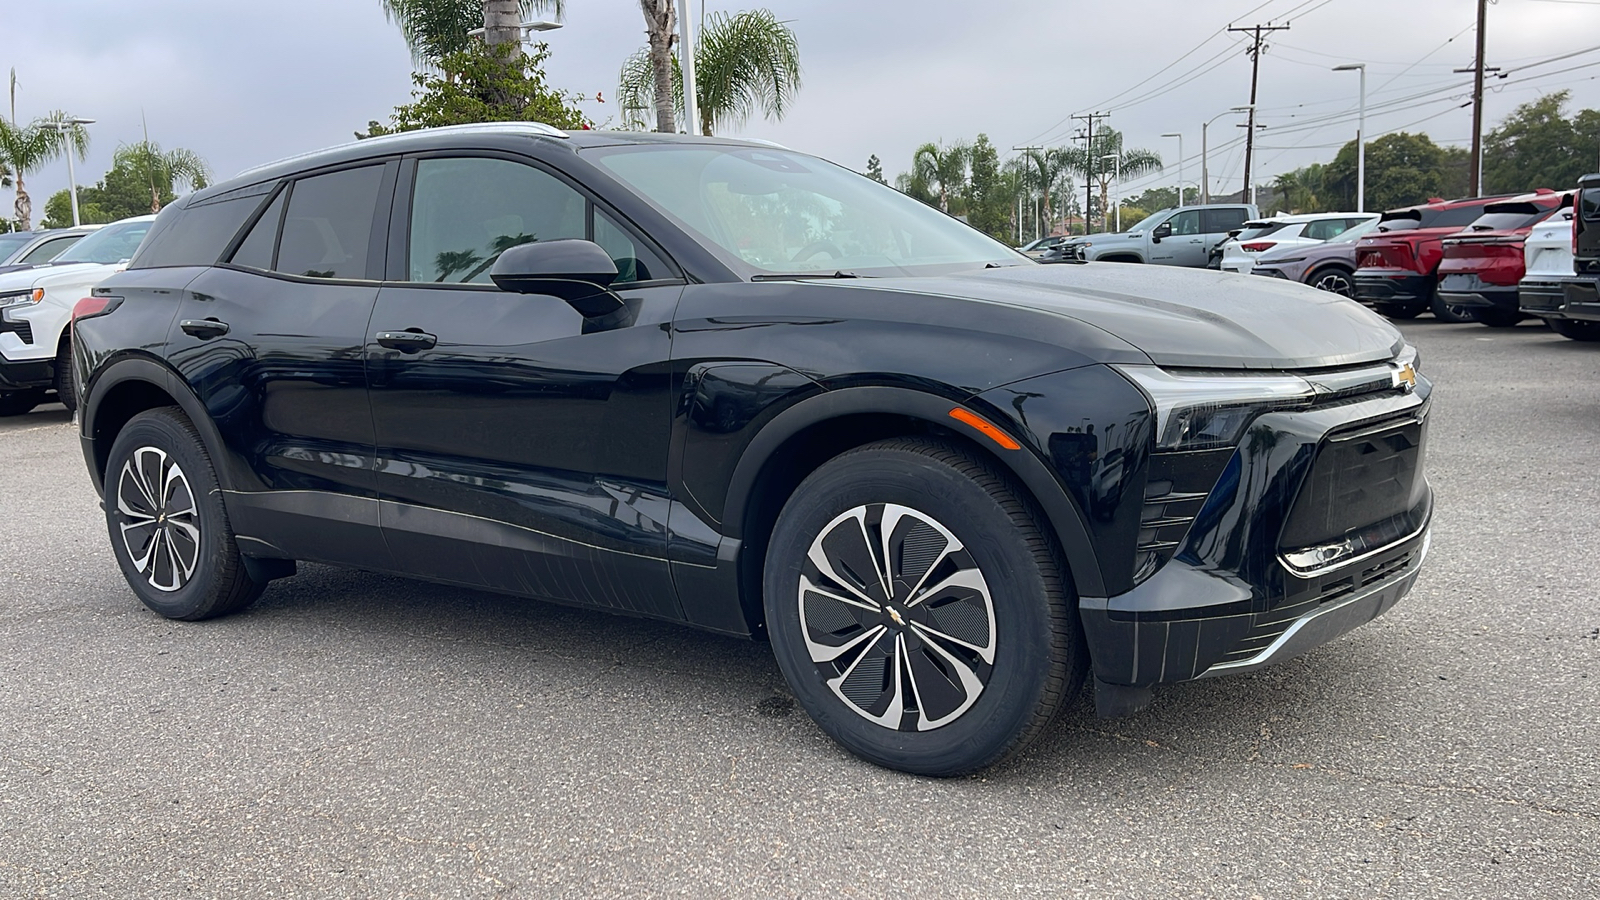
{"left": 1436, "top": 191, "right": 1571, "bottom": 327}
{"left": 1353, "top": 194, "right": 1524, "bottom": 321}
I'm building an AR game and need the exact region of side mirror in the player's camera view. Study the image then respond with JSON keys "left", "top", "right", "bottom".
{"left": 490, "top": 239, "right": 624, "bottom": 318}
{"left": 1151, "top": 222, "right": 1172, "bottom": 242}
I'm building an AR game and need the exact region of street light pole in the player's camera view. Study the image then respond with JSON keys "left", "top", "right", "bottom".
{"left": 1202, "top": 107, "right": 1252, "bottom": 205}
{"left": 1333, "top": 63, "right": 1366, "bottom": 212}
{"left": 1101, "top": 153, "right": 1120, "bottom": 231}
{"left": 44, "top": 117, "right": 94, "bottom": 227}
{"left": 1161, "top": 132, "right": 1184, "bottom": 205}
{"left": 677, "top": 0, "right": 700, "bottom": 135}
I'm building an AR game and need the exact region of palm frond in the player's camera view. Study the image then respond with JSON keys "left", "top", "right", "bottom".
{"left": 382, "top": 0, "right": 565, "bottom": 68}
{"left": 694, "top": 9, "right": 801, "bottom": 134}
{"left": 617, "top": 48, "right": 681, "bottom": 131}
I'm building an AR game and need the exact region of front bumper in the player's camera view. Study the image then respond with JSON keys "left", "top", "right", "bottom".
{"left": 1438, "top": 273, "right": 1518, "bottom": 311}
{"left": 1080, "top": 385, "right": 1432, "bottom": 687}
{"left": 1354, "top": 272, "right": 1432, "bottom": 305}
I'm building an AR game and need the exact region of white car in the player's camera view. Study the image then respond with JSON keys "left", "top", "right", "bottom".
{"left": 1218, "top": 212, "right": 1378, "bottom": 275}
{"left": 1517, "top": 205, "right": 1597, "bottom": 340}
{"left": 0, "top": 216, "right": 156, "bottom": 416}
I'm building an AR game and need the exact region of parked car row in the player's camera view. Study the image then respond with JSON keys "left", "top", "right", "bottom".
{"left": 0, "top": 216, "right": 156, "bottom": 415}
{"left": 0, "top": 225, "right": 99, "bottom": 275}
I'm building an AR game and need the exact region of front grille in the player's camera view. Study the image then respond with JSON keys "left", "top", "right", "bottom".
{"left": 1218, "top": 548, "right": 1417, "bottom": 663}
{"left": 1280, "top": 415, "right": 1425, "bottom": 551}
{"left": 0, "top": 318, "right": 32, "bottom": 344}
{"left": 1133, "top": 449, "right": 1235, "bottom": 583}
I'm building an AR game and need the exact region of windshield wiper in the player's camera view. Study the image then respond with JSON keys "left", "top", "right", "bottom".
{"left": 750, "top": 270, "right": 863, "bottom": 281}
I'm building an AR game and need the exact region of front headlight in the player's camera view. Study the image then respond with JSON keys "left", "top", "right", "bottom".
{"left": 1113, "top": 365, "right": 1316, "bottom": 452}
{"left": 0, "top": 288, "right": 43, "bottom": 310}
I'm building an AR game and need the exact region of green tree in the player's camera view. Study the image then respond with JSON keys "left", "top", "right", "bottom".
{"left": 1014, "top": 146, "right": 1071, "bottom": 234}
{"left": 1124, "top": 186, "right": 1179, "bottom": 214}
{"left": 865, "top": 154, "right": 885, "bottom": 183}
{"left": 0, "top": 71, "right": 89, "bottom": 230}
{"left": 1325, "top": 132, "right": 1467, "bottom": 211}
{"left": 39, "top": 139, "right": 211, "bottom": 228}
{"left": 363, "top": 41, "right": 588, "bottom": 136}
{"left": 617, "top": 9, "right": 801, "bottom": 136}
{"left": 1062, "top": 129, "right": 1161, "bottom": 233}
{"left": 963, "top": 134, "right": 1011, "bottom": 239}
{"left": 1483, "top": 91, "right": 1600, "bottom": 194}
{"left": 381, "top": 0, "right": 564, "bottom": 68}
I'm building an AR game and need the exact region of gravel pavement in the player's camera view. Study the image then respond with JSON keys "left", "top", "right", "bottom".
{"left": 1, "top": 317, "right": 1596, "bottom": 898}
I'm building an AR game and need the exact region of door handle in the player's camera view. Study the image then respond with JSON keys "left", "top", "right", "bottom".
{"left": 1188, "top": 238, "right": 1204, "bottom": 243}
{"left": 375, "top": 329, "right": 437, "bottom": 352}
{"left": 180, "top": 318, "right": 230, "bottom": 339}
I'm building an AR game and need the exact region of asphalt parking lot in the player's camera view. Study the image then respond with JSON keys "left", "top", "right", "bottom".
{"left": 1, "top": 318, "right": 1596, "bottom": 899}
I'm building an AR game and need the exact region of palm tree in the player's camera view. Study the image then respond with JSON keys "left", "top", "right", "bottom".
{"left": 1015, "top": 147, "right": 1072, "bottom": 235}
{"left": 381, "top": 0, "right": 564, "bottom": 67}
{"left": 1062, "top": 129, "right": 1161, "bottom": 233}
{"left": 113, "top": 140, "right": 211, "bottom": 214}
{"left": 0, "top": 72, "right": 89, "bottom": 231}
{"left": 618, "top": 9, "right": 801, "bottom": 137}
{"left": 638, "top": 0, "right": 678, "bottom": 133}
{"left": 911, "top": 141, "right": 969, "bottom": 214}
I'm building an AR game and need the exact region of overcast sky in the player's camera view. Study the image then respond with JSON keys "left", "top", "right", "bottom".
{"left": 8, "top": 0, "right": 1600, "bottom": 217}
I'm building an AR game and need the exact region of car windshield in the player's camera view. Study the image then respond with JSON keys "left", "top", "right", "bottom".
{"left": 54, "top": 220, "right": 152, "bottom": 264}
{"left": 0, "top": 232, "right": 34, "bottom": 260}
{"left": 589, "top": 145, "right": 1024, "bottom": 277}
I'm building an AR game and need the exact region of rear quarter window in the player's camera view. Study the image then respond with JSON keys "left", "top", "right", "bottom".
{"left": 1202, "top": 208, "right": 1250, "bottom": 234}
{"left": 129, "top": 186, "right": 273, "bottom": 269}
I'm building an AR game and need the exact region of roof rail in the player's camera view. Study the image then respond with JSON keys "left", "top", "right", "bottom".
{"left": 235, "top": 122, "right": 568, "bottom": 179}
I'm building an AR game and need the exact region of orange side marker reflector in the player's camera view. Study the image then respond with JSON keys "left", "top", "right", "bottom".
{"left": 948, "top": 408, "right": 1021, "bottom": 451}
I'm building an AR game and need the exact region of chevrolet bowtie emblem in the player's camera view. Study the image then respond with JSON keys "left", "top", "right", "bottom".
{"left": 887, "top": 607, "right": 906, "bottom": 626}
{"left": 1393, "top": 362, "right": 1417, "bottom": 393}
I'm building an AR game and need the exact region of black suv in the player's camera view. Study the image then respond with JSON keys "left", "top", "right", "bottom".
{"left": 75, "top": 124, "right": 1433, "bottom": 776}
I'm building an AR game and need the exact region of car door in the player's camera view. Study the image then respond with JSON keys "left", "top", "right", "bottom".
{"left": 1150, "top": 210, "right": 1206, "bottom": 266}
{"left": 1201, "top": 207, "right": 1251, "bottom": 261}
{"left": 366, "top": 153, "right": 686, "bottom": 619}
{"left": 167, "top": 162, "right": 397, "bottom": 570}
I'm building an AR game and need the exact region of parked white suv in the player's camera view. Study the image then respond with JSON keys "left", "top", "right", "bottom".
{"left": 1218, "top": 212, "right": 1378, "bottom": 275}
{"left": 0, "top": 216, "right": 156, "bottom": 416}
{"left": 1517, "top": 205, "right": 1597, "bottom": 340}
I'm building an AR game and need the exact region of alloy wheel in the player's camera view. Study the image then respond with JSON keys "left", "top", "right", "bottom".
{"left": 1312, "top": 270, "right": 1354, "bottom": 297}
{"left": 798, "top": 503, "right": 997, "bottom": 732}
{"left": 115, "top": 446, "right": 201, "bottom": 592}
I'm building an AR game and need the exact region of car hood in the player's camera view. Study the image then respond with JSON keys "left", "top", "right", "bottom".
{"left": 0, "top": 261, "right": 103, "bottom": 292}
{"left": 855, "top": 263, "right": 1402, "bottom": 370}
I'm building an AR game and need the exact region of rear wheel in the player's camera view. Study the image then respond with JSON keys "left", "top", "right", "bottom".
{"left": 0, "top": 389, "right": 45, "bottom": 417}
{"left": 1549, "top": 318, "right": 1600, "bottom": 341}
{"left": 104, "top": 408, "right": 265, "bottom": 620}
{"left": 1474, "top": 307, "right": 1524, "bottom": 328}
{"left": 1431, "top": 292, "right": 1478, "bottom": 324}
{"left": 764, "top": 438, "right": 1086, "bottom": 776}
{"left": 1307, "top": 266, "right": 1355, "bottom": 298}
{"left": 54, "top": 338, "right": 77, "bottom": 414}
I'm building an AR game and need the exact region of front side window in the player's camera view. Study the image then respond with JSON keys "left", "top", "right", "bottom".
{"left": 409, "top": 157, "right": 585, "bottom": 284}
{"left": 18, "top": 234, "right": 81, "bottom": 264}
{"left": 276, "top": 166, "right": 384, "bottom": 279}
{"left": 1167, "top": 211, "right": 1202, "bottom": 235}
{"left": 589, "top": 145, "right": 1021, "bottom": 278}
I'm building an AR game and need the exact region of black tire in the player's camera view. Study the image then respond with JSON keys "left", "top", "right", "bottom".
{"left": 0, "top": 389, "right": 45, "bottom": 417}
{"left": 1474, "top": 307, "right": 1524, "bottom": 328}
{"left": 1374, "top": 301, "right": 1426, "bottom": 320}
{"left": 104, "top": 407, "right": 265, "bottom": 620}
{"left": 1431, "top": 292, "right": 1478, "bottom": 324}
{"left": 1306, "top": 266, "right": 1356, "bottom": 298}
{"left": 54, "top": 338, "right": 77, "bottom": 414}
{"left": 1549, "top": 318, "right": 1600, "bottom": 341}
{"left": 764, "top": 438, "right": 1086, "bottom": 776}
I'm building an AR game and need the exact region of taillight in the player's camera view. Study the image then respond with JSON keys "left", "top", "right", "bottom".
{"left": 1575, "top": 209, "right": 1581, "bottom": 257}
{"left": 72, "top": 296, "right": 120, "bottom": 321}
{"left": 1241, "top": 241, "right": 1276, "bottom": 253}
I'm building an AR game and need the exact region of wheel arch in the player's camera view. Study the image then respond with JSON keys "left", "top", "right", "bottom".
{"left": 80, "top": 355, "right": 228, "bottom": 498}
{"left": 723, "top": 386, "right": 1106, "bottom": 635}
{"left": 1095, "top": 253, "right": 1145, "bottom": 264}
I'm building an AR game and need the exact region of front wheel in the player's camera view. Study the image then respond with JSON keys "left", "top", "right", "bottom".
{"left": 1549, "top": 318, "right": 1600, "bottom": 341}
{"left": 764, "top": 438, "right": 1086, "bottom": 776}
{"left": 104, "top": 407, "right": 265, "bottom": 620}
{"left": 55, "top": 338, "right": 77, "bottom": 414}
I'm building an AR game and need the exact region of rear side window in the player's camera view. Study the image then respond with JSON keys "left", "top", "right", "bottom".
{"left": 229, "top": 188, "right": 287, "bottom": 270}
{"left": 130, "top": 190, "right": 270, "bottom": 269}
{"left": 408, "top": 157, "right": 586, "bottom": 283}
{"left": 1203, "top": 208, "right": 1250, "bottom": 234}
{"left": 276, "top": 166, "right": 385, "bottom": 280}
{"left": 1302, "top": 218, "right": 1352, "bottom": 241}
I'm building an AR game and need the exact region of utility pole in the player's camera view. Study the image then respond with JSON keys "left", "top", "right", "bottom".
{"left": 1459, "top": 0, "right": 1491, "bottom": 196}
{"left": 1071, "top": 111, "right": 1109, "bottom": 232}
{"left": 1229, "top": 22, "right": 1289, "bottom": 205}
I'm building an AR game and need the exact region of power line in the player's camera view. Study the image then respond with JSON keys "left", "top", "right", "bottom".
{"left": 1229, "top": 21, "right": 1292, "bottom": 202}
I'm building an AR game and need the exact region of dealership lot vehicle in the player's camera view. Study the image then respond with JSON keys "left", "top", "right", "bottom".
{"left": 1061, "top": 203, "right": 1257, "bottom": 265}
{"left": 1562, "top": 172, "right": 1600, "bottom": 329}
{"left": 0, "top": 216, "right": 156, "bottom": 416}
{"left": 0, "top": 225, "right": 98, "bottom": 274}
{"left": 1249, "top": 216, "right": 1380, "bottom": 295}
{"left": 1217, "top": 212, "right": 1376, "bottom": 275}
{"left": 1436, "top": 191, "right": 1570, "bottom": 328}
{"left": 1355, "top": 195, "right": 1520, "bottom": 321}
{"left": 77, "top": 124, "right": 1430, "bottom": 776}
